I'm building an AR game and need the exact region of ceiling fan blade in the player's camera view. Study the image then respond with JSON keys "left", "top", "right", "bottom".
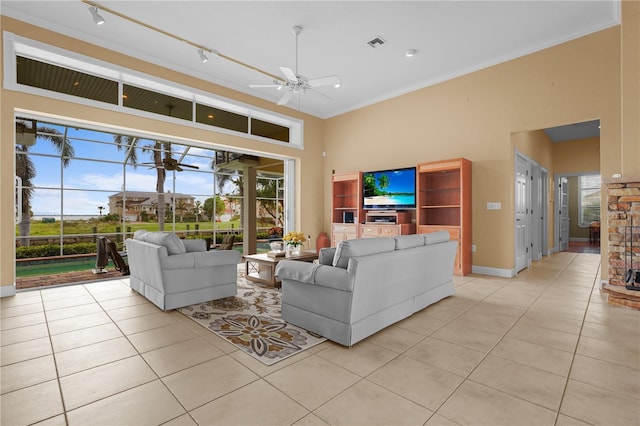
{"left": 277, "top": 90, "right": 294, "bottom": 106}
{"left": 249, "top": 84, "right": 281, "bottom": 88}
{"left": 308, "top": 88, "right": 332, "bottom": 102}
{"left": 307, "top": 75, "right": 341, "bottom": 88}
{"left": 179, "top": 164, "right": 199, "bottom": 169}
{"left": 279, "top": 66, "right": 298, "bottom": 82}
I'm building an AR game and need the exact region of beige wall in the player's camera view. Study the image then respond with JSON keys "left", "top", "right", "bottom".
{"left": 553, "top": 137, "right": 601, "bottom": 175}
{"left": 325, "top": 27, "right": 621, "bottom": 273}
{"left": 0, "top": 17, "right": 325, "bottom": 292}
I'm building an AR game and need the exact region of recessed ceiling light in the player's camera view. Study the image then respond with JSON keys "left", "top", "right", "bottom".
{"left": 405, "top": 49, "right": 417, "bottom": 58}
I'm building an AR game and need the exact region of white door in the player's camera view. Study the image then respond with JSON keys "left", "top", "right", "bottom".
{"left": 515, "top": 154, "right": 530, "bottom": 272}
{"left": 559, "top": 177, "right": 569, "bottom": 251}
{"left": 531, "top": 162, "right": 541, "bottom": 262}
{"left": 541, "top": 168, "right": 549, "bottom": 256}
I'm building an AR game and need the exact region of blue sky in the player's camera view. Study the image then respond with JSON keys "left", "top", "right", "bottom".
{"left": 25, "top": 124, "right": 230, "bottom": 216}
{"left": 366, "top": 168, "right": 416, "bottom": 194}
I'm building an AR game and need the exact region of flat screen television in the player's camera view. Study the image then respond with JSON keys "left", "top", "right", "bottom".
{"left": 363, "top": 167, "right": 416, "bottom": 210}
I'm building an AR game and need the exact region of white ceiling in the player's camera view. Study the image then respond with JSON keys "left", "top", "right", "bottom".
{"left": 2, "top": 1, "right": 619, "bottom": 119}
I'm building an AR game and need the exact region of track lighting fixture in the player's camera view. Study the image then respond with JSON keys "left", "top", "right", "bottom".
{"left": 198, "top": 48, "right": 209, "bottom": 63}
{"left": 88, "top": 6, "right": 105, "bottom": 25}
{"left": 79, "top": 0, "right": 281, "bottom": 83}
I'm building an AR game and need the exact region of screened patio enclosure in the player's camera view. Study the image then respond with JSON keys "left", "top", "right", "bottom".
{"left": 15, "top": 117, "right": 288, "bottom": 289}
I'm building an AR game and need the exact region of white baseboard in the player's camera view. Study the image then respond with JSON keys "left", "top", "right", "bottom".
{"left": 472, "top": 265, "right": 516, "bottom": 278}
{"left": 0, "top": 284, "right": 17, "bottom": 298}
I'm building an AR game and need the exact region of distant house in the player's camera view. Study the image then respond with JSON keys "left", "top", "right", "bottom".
{"left": 108, "top": 191, "right": 195, "bottom": 222}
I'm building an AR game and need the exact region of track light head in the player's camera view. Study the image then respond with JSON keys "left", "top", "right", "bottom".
{"left": 198, "top": 48, "right": 209, "bottom": 63}
{"left": 89, "top": 6, "right": 105, "bottom": 25}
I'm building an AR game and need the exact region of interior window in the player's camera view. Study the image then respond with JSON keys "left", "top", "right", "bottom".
{"left": 579, "top": 174, "right": 601, "bottom": 226}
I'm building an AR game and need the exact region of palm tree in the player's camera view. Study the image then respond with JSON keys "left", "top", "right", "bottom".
{"left": 377, "top": 174, "right": 391, "bottom": 194}
{"left": 115, "top": 136, "right": 170, "bottom": 230}
{"left": 15, "top": 123, "right": 74, "bottom": 246}
{"left": 194, "top": 200, "right": 202, "bottom": 222}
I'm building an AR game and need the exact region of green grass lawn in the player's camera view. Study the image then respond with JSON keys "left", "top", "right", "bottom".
{"left": 17, "top": 219, "right": 274, "bottom": 237}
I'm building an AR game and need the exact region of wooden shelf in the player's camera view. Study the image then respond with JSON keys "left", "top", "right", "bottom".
{"left": 331, "top": 172, "right": 363, "bottom": 245}
{"left": 416, "top": 158, "right": 472, "bottom": 276}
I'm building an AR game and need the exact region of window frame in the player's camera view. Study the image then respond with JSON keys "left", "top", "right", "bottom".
{"left": 4, "top": 31, "right": 303, "bottom": 148}
{"left": 578, "top": 174, "right": 601, "bottom": 227}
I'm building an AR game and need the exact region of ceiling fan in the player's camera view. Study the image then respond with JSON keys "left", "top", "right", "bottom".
{"left": 142, "top": 157, "right": 199, "bottom": 172}
{"left": 250, "top": 25, "right": 341, "bottom": 106}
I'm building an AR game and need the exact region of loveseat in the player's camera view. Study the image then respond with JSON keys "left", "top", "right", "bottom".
{"left": 275, "top": 232, "right": 457, "bottom": 346}
{"left": 125, "top": 231, "right": 241, "bottom": 310}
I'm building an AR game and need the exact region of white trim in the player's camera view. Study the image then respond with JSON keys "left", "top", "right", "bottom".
{"left": 472, "top": 265, "right": 516, "bottom": 278}
{"left": 1, "top": 285, "right": 17, "bottom": 298}
{"left": 4, "top": 31, "right": 303, "bottom": 149}
{"left": 283, "top": 159, "right": 296, "bottom": 233}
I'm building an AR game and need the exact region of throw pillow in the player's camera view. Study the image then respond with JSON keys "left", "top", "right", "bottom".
{"left": 394, "top": 234, "right": 426, "bottom": 250}
{"left": 133, "top": 229, "right": 150, "bottom": 241}
{"left": 144, "top": 232, "right": 187, "bottom": 255}
{"left": 318, "top": 247, "right": 336, "bottom": 265}
{"left": 332, "top": 238, "right": 396, "bottom": 269}
{"left": 424, "top": 231, "right": 450, "bottom": 245}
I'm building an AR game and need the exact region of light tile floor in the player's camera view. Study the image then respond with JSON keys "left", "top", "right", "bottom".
{"left": 1, "top": 252, "right": 639, "bottom": 426}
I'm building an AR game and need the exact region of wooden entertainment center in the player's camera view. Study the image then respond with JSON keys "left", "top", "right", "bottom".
{"left": 331, "top": 158, "right": 471, "bottom": 275}
{"left": 361, "top": 211, "right": 415, "bottom": 238}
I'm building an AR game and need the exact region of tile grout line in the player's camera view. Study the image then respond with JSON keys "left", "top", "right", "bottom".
{"left": 309, "top": 275, "right": 516, "bottom": 425}
{"left": 428, "top": 273, "right": 560, "bottom": 420}
{"left": 426, "top": 255, "right": 594, "bottom": 422}
{"left": 40, "top": 288, "right": 71, "bottom": 426}
{"left": 552, "top": 258, "right": 602, "bottom": 426}
{"left": 84, "top": 283, "right": 201, "bottom": 425}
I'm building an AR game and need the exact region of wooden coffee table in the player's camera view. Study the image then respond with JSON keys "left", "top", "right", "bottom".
{"left": 244, "top": 251, "right": 318, "bottom": 288}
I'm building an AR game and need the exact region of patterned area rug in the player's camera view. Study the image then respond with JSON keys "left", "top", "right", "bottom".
{"left": 178, "top": 278, "right": 326, "bottom": 365}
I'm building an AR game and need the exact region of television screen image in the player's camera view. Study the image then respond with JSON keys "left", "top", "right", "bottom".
{"left": 363, "top": 167, "right": 416, "bottom": 209}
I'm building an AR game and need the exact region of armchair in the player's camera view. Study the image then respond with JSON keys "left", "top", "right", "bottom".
{"left": 125, "top": 231, "right": 241, "bottom": 310}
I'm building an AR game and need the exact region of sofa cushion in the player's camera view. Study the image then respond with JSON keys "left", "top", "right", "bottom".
{"left": 318, "top": 247, "right": 336, "bottom": 265}
{"left": 144, "top": 232, "right": 187, "bottom": 255}
{"left": 133, "top": 229, "right": 150, "bottom": 241}
{"left": 332, "top": 238, "right": 396, "bottom": 269}
{"left": 424, "top": 231, "right": 450, "bottom": 245}
{"left": 394, "top": 234, "right": 426, "bottom": 250}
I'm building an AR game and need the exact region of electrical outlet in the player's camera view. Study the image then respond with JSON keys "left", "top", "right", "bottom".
{"left": 487, "top": 202, "right": 501, "bottom": 210}
{"left": 471, "top": 244, "right": 476, "bottom": 252}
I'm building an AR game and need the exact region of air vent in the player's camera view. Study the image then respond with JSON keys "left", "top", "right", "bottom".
{"left": 367, "top": 36, "right": 386, "bottom": 48}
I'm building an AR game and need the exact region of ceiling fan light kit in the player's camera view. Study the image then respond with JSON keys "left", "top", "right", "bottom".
{"left": 249, "top": 25, "right": 342, "bottom": 106}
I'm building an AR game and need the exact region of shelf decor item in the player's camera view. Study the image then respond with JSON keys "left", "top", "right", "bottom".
{"left": 283, "top": 231, "right": 306, "bottom": 256}
{"left": 316, "top": 232, "right": 331, "bottom": 251}
{"left": 267, "top": 240, "right": 285, "bottom": 258}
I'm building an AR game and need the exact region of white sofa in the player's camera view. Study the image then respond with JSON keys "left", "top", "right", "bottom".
{"left": 275, "top": 232, "right": 457, "bottom": 346}
{"left": 125, "top": 231, "right": 241, "bottom": 310}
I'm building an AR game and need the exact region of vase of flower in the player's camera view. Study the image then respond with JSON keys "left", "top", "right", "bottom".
{"left": 283, "top": 231, "right": 306, "bottom": 257}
